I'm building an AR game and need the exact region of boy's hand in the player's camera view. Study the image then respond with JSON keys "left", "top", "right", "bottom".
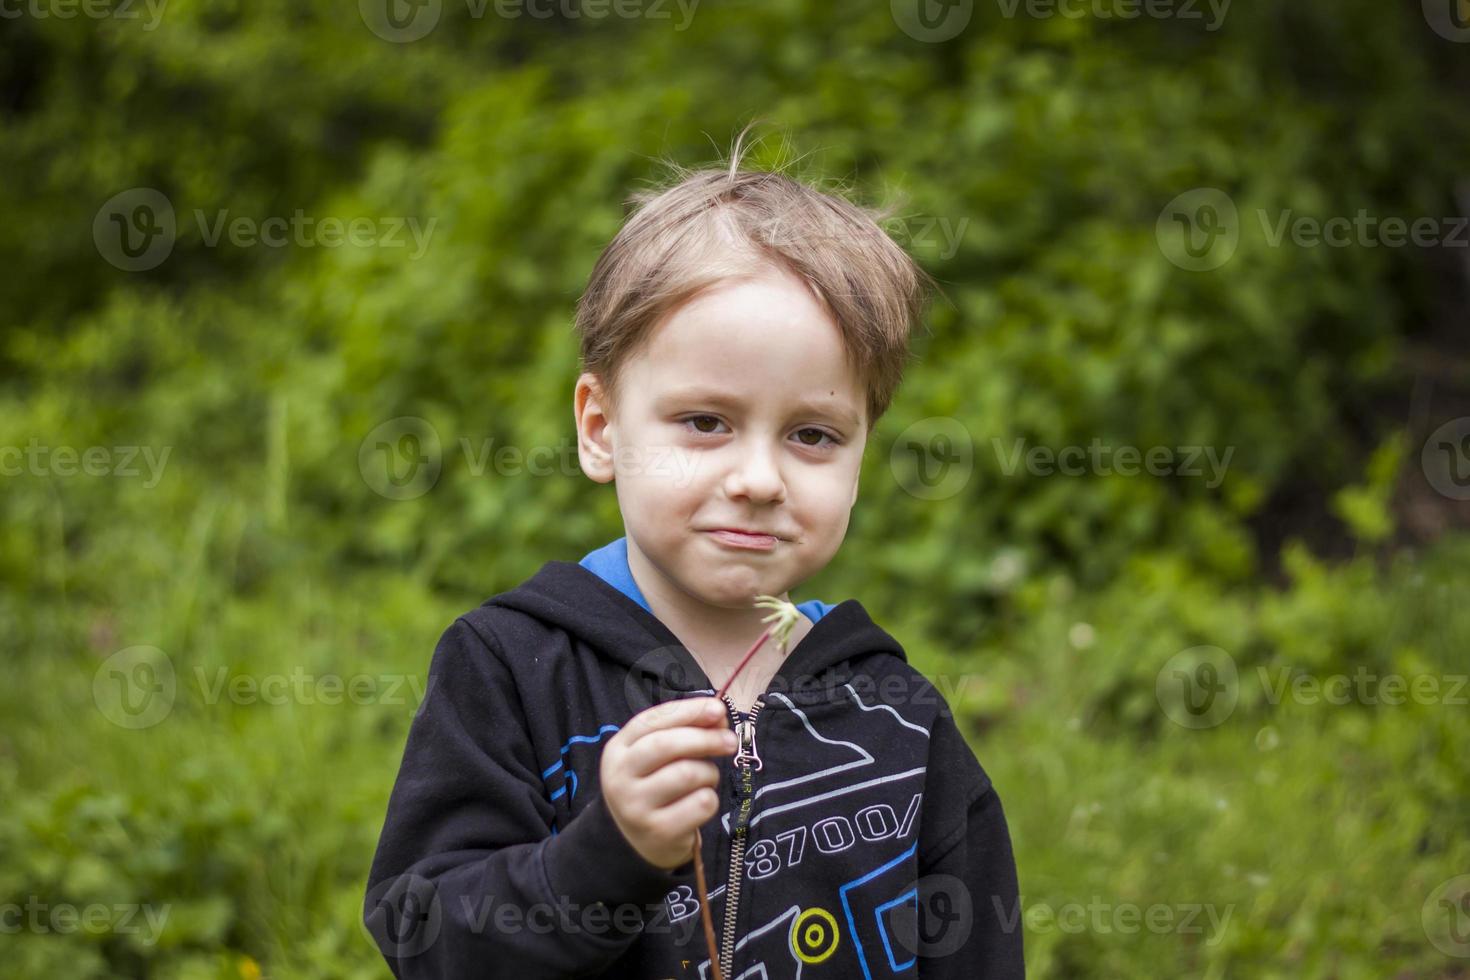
{"left": 600, "top": 696, "right": 737, "bottom": 871}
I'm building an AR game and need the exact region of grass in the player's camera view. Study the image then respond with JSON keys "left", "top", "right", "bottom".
{"left": 3, "top": 499, "right": 1468, "bottom": 977}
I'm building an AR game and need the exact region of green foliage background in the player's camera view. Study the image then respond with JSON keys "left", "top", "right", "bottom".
{"left": 3, "top": 0, "right": 1469, "bottom": 976}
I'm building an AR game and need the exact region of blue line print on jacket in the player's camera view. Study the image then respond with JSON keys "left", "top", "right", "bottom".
{"left": 543, "top": 723, "right": 620, "bottom": 835}
{"left": 876, "top": 887, "right": 920, "bottom": 972}
{"left": 839, "top": 841, "right": 920, "bottom": 979}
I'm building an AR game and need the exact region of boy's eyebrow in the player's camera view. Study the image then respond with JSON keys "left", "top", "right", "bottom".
{"left": 656, "top": 386, "right": 862, "bottom": 429}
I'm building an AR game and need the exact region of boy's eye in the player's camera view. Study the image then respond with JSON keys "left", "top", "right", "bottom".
{"left": 795, "top": 427, "right": 840, "bottom": 449}
{"left": 686, "top": 414, "right": 723, "bottom": 435}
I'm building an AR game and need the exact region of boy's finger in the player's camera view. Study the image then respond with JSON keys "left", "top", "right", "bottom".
{"left": 624, "top": 725, "right": 737, "bottom": 778}
{"left": 635, "top": 758, "right": 721, "bottom": 811}
{"left": 619, "top": 696, "right": 725, "bottom": 746}
{"left": 648, "top": 785, "right": 721, "bottom": 836}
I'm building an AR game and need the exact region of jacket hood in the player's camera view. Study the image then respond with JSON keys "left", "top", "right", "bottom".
{"left": 483, "top": 559, "right": 908, "bottom": 704}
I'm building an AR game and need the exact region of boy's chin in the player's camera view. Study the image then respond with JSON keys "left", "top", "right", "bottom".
{"left": 686, "top": 569, "right": 785, "bottom": 609}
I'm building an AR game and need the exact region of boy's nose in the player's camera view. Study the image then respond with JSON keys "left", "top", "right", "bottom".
{"left": 723, "top": 445, "right": 786, "bottom": 503}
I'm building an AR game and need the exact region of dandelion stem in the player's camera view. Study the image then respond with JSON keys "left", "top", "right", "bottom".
{"left": 694, "top": 594, "right": 801, "bottom": 980}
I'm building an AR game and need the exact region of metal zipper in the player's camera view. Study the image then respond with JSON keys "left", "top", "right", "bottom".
{"left": 718, "top": 693, "right": 764, "bottom": 979}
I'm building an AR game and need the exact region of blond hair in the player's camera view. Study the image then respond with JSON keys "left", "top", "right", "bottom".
{"left": 573, "top": 126, "right": 937, "bottom": 432}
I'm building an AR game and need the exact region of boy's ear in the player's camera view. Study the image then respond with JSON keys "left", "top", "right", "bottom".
{"left": 574, "top": 372, "right": 616, "bottom": 484}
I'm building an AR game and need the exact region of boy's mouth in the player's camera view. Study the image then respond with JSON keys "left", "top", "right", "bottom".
{"left": 703, "top": 528, "right": 780, "bottom": 551}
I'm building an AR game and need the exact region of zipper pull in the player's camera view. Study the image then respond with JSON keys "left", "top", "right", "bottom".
{"left": 731, "top": 699, "right": 763, "bottom": 771}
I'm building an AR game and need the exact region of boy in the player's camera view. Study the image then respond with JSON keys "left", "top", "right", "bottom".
{"left": 364, "top": 141, "right": 1025, "bottom": 979}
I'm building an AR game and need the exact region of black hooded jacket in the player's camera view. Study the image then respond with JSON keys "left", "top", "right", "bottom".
{"left": 363, "top": 559, "right": 1024, "bottom": 979}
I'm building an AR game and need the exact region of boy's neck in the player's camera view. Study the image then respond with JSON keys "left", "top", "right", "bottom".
{"left": 625, "top": 537, "right": 812, "bottom": 708}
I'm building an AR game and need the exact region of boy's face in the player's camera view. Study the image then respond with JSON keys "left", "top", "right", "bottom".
{"left": 575, "top": 264, "right": 868, "bottom": 609}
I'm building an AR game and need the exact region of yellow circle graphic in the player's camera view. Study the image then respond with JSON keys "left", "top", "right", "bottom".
{"left": 790, "top": 907, "right": 840, "bottom": 963}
